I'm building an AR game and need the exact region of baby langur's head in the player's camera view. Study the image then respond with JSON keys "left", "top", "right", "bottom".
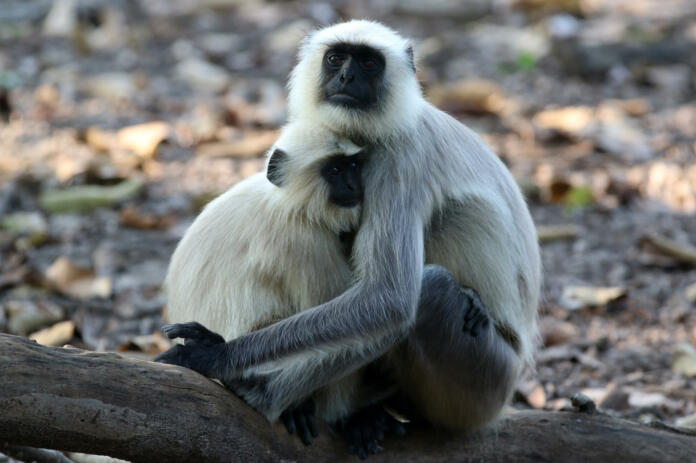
{"left": 265, "top": 121, "right": 365, "bottom": 230}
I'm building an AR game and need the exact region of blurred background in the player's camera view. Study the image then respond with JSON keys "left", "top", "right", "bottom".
{"left": 0, "top": 0, "right": 695, "bottom": 433}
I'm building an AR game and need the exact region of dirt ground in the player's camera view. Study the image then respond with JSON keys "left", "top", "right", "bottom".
{"left": 1, "top": 0, "right": 696, "bottom": 454}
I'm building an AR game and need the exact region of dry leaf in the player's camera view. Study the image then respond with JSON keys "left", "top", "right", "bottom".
{"left": 117, "top": 121, "right": 170, "bottom": 158}
{"left": 118, "top": 332, "right": 172, "bottom": 355}
{"left": 29, "top": 320, "right": 75, "bottom": 346}
{"left": 196, "top": 130, "right": 280, "bottom": 158}
{"left": 45, "top": 256, "right": 111, "bottom": 299}
{"left": 119, "top": 204, "right": 174, "bottom": 230}
{"left": 84, "top": 127, "right": 117, "bottom": 152}
{"left": 540, "top": 316, "right": 578, "bottom": 346}
{"left": 675, "top": 413, "right": 696, "bottom": 432}
{"left": 560, "top": 286, "right": 626, "bottom": 310}
{"left": 518, "top": 381, "right": 547, "bottom": 409}
{"left": 427, "top": 79, "right": 506, "bottom": 114}
{"left": 533, "top": 106, "right": 594, "bottom": 139}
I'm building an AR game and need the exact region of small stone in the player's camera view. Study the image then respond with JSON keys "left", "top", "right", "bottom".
{"left": 176, "top": 58, "right": 230, "bottom": 93}
{"left": 646, "top": 65, "right": 691, "bottom": 95}
{"left": 1, "top": 212, "right": 47, "bottom": 236}
{"left": 548, "top": 13, "right": 580, "bottom": 39}
{"left": 599, "top": 388, "right": 630, "bottom": 412}
{"left": 672, "top": 343, "right": 696, "bottom": 377}
{"left": 268, "top": 20, "right": 314, "bottom": 53}
{"left": 571, "top": 392, "right": 596, "bottom": 413}
{"left": 85, "top": 73, "right": 138, "bottom": 103}
{"left": 396, "top": 0, "right": 491, "bottom": 20}
{"left": 5, "top": 299, "right": 65, "bottom": 336}
{"left": 684, "top": 282, "right": 696, "bottom": 303}
{"left": 43, "top": 0, "right": 77, "bottom": 37}
{"left": 627, "top": 391, "right": 669, "bottom": 409}
{"left": 198, "top": 33, "right": 241, "bottom": 58}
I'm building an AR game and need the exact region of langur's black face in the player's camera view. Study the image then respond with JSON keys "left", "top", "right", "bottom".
{"left": 320, "top": 154, "right": 363, "bottom": 208}
{"left": 321, "top": 43, "right": 386, "bottom": 110}
{"left": 266, "top": 149, "right": 363, "bottom": 208}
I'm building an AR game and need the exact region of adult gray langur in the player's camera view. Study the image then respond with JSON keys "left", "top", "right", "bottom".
{"left": 158, "top": 20, "right": 541, "bottom": 457}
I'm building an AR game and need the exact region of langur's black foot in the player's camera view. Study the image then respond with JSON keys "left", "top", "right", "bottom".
{"left": 460, "top": 288, "right": 490, "bottom": 337}
{"left": 281, "top": 397, "right": 318, "bottom": 446}
{"left": 160, "top": 321, "right": 225, "bottom": 346}
{"left": 334, "top": 404, "right": 406, "bottom": 460}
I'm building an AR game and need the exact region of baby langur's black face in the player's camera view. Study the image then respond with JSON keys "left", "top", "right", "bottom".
{"left": 321, "top": 43, "right": 386, "bottom": 110}
{"left": 320, "top": 154, "right": 363, "bottom": 208}
{"left": 265, "top": 149, "right": 364, "bottom": 209}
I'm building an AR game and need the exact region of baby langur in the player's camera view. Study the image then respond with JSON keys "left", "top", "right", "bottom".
{"left": 159, "top": 122, "right": 368, "bottom": 443}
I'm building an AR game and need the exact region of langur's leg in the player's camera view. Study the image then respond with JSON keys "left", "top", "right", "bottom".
{"left": 391, "top": 264, "right": 521, "bottom": 430}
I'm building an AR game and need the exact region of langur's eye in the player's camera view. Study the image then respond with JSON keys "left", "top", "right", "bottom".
{"left": 350, "top": 161, "right": 358, "bottom": 168}
{"left": 327, "top": 53, "right": 346, "bottom": 66}
{"left": 330, "top": 167, "right": 341, "bottom": 176}
{"left": 361, "top": 57, "right": 377, "bottom": 70}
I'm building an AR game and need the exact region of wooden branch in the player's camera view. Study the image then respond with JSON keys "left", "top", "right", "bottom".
{"left": 1, "top": 333, "right": 695, "bottom": 462}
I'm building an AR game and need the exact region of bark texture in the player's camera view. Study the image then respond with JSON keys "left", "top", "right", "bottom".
{"left": 1, "top": 334, "right": 695, "bottom": 463}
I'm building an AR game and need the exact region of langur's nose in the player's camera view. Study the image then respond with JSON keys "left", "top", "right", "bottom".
{"left": 345, "top": 175, "right": 358, "bottom": 192}
{"left": 340, "top": 72, "right": 355, "bottom": 84}
{"left": 339, "top": 60, "right": 355, "bottom": 83}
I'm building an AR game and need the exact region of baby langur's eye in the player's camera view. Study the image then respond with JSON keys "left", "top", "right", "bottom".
{"left": 327, "top": 53, "right": 346, "bottom": 66}
{"left": 330, "top": 167, "right": 341, "bottom": 176}
{"left": 350, "top": 161, "right": 358, "bottom": 168}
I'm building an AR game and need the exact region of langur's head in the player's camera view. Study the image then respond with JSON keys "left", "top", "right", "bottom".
{"left": 265, "top": 121, "right": 365, "bottom": 230}
{"left": 287, "top": 20, "right": 422, "bottom": 142}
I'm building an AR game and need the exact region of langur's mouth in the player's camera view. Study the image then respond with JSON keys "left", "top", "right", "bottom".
{"left": 327, "top": 93, "right": 363, "bottom": 108}
{"left": 332, "top": 197, "right": 362, "bottom": 208}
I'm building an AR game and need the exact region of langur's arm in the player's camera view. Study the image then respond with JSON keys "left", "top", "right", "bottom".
{"left": 158, "top": 187, "right": 424, "bottom": 381}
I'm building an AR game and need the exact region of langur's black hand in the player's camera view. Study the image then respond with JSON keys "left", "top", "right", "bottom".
{"left": 160, "top": 321, "right": 225, "bottom": 346}
{"left": 334, "top": 404, "right": 405, "bottom": 460}
{"left": 461, "top": 288, "right": 490, "bottom": 337}
{"left": 154, "top": 324, "right": 226, "bottom": 379}
{"left": 281, "top": 398, "right": 318, "bottom": 446}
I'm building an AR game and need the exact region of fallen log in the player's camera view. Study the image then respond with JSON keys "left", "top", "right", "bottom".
{"left": 1, "top": 333, "right": 694, "bottom": 463}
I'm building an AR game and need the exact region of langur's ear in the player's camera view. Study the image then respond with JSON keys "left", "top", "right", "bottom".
{"left": 267, "top": 149, "right": 287, "bottom": 186}
{"left": 406, "top": 45, "right": 415, "bottom": 73}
